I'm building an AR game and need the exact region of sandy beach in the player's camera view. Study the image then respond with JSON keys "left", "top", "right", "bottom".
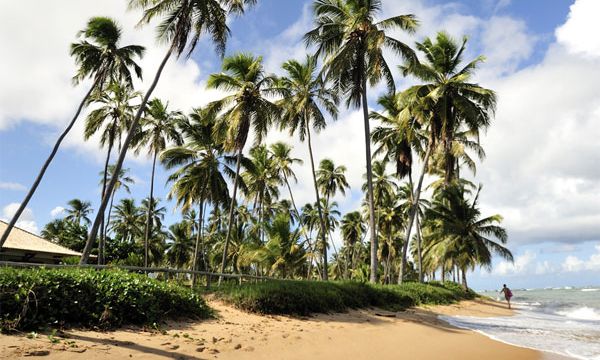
{"left": 0, "top": 298, "right": 569, "bottom": 360}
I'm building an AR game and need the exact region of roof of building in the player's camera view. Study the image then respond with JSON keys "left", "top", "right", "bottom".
{"left": 0, "top": 220, "right": 82, "bottom": 257}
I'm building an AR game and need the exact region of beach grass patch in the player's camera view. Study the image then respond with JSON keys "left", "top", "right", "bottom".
{"left": 213, "top": 280, "right": 472, "bottom": 315}
{"left": 0, "top": 267, "right": 212, "bottom": 331}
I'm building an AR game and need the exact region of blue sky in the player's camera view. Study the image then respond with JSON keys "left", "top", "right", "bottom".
{"left": 2, "top": 0, "right": 600, "bottom": 290}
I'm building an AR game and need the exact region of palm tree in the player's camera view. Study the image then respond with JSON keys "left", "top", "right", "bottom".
{"left": 82, "top": 0, "right": 256, "bottom": 264}
{"left": 161, "top": 109, "right": 235, "bottom": 281}
{"left": 101, "top": 165, "right": 135, "bottom": 257}
{"left": 396, "top": 182, "right": 430, "bottom": 281}
{"left": 425, "top": 184, "right": 512, "bottom": 289}
{"left": 110, "top": 198, "right": 144, "bottom": 244}
{"left": 317, "top": 159, "right": 350, "bottom": 203}
{"left": 166, "top": 222, "right": 194, "bottom": 269}
{"left": 135, "top": 98, "right": 183, "bottom": 267}
{"left": 206, "top": 53, "right": 279, "bottom": 281}
{"left": 269, "top": 142, "right": 303, "bottom": 215}
{"left": 397, "top": 31, "right": 496, "bottom": 282}
{"left": 340, "top": 211, "right": 365, "bottom": 276}
{"left": 305, "top": 0, "right": 418, "bottom": 282}
{"left": 1, "top": 17, "right": 144, "bottom": 249}
{"left": 278, "top": 55, "right": 338, "bottom": 279}
{"left": 85, "top": 81, "right": 140, "bottom": 263}
{"left": 65, "top": 199, "right": 93, "bottom": 226}
{"left": 401, "top": 32, "right": 496, "bottom": 185}
{"left": 242, "top": 145, "right": 280, "bottom": 244}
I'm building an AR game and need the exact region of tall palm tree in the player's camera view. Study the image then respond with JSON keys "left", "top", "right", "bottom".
{"left": 425, "top": 184, "right": 512, "bottom": 289}
{"left": 305, "top": 0, "right": 418, "bottom": 282}
{"left": 398, "top": 31, "right": 496, "bottom": 282}
{"left": 206, "top": 53, "right": 279, "bottom": 281}
{"left": 241, "top": 145, "right": 281, "bottom": 245}
{"left": 396, "top": 182, "right": 430, "bottom": 281}
{"left": 65, "top": 199, "right": 93, "bottom": 226}
{"left": 82, "top": 0, "right": 256, "bottom": 264}
{"left": 401, "top": 32, "right": 496, "bottom": 185}
{"left": 161, "top": 109, "right": 235, "bottom": 281}
{"left": 85, "top": 81, "right": 141, "bottom": 263}
{"left": 269, "top": 142, "right": 303, "bottom": 215}
{"left": 135, "top": 98, "right": 183, "bottom": 267}
{"left": 1, "top": 17, "right": 144, "bottom": 249}
{"left": 278, "top": 55, "right": 338, "bottom": 279}
{"left": 101, "top": 165, "right": 135, "bottom": 253}
{"left": 340, "top": 211, "right": 365, "bottom": 276}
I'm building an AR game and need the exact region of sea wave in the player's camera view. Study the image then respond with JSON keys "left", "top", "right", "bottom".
{"left": 581, "top": 288, "right": 599, "bottom": 292}
{"left": 556, "top": 306, "right": 600, "bottom": 321}
{"left": 440, "top": 311, "right": 600, "bottom": 360}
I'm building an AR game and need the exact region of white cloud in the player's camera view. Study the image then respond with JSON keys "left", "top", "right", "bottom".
{"left": 0, "top": 0, "right": 225, "bottom": 163}
{"left": 556, "top": 0, "right": 600, "bottom": 58}
{"left": 493, "top": 251, "right": 536, "bottom": 276}
{"left": 561, "top": 244, "right": 600, "bottom": 272}
{"left": 0, "top": 182, "right": 26, "bottom": 191}
{"left": 50, "top": 206, "right": 65, "bottom": 218}
{"left": 479, "top": 16, "right": 535, "bottom": 78}
{"left": 1, "top": 203, "right": 39, "bottom": 234}
{"left": 562, "top": 255, "right": 585, "bottom": 272}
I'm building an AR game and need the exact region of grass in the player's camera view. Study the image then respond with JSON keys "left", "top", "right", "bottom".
{"left": 0, "top": 267, "right": 212, "bottom": 331}
{"left": 213, "top": 280, "right": 477, "bottom": 316}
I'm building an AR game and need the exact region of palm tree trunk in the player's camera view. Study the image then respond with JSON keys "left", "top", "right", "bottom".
{"left": 0, "top": 81, "right": 98, "bottom": 249}
{"left": 104, "top": 191, "right": 116, "bottom": 241}
{"left": 360, "top": 83, "right": 377, "bottom": 284}
{"left": 398, "top": 137, "right": 434, "bottom": 284}
{"left": 306, "top": 124, "right": 328, "bottom": 280}
{"left": 192, "top": 197, "right": 204, "bottom": 287}
{"left": 81, "top": 47, "right": 174, "bottom": 264}
{"left": 99, "top": 142, "right": 113, "bottom": 265}
{"left": 461, "top": 267, "right": 468, "bottom": 290}
{"left": 416, "top": 210, "right": 423, "bottom": 283}
{"left": 143, "top": 150, "right": 158, "bottom": 268}
{"left": 219, "top": 147, "right": 243, "bottom": 285}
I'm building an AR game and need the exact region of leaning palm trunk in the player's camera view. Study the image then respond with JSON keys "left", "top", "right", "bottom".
{"left": 361, "top": 82, "right": 377, "bottom": 284}
{"left": 306, "top": 125, "right": 329, "bottom": 280}
{"left": 398, "top": 138, "right": 434, "bottom": 284}
{"left": 218, "top": 147, "right": 243, "bottom": 285}
{"left": 98, "top": 141, "right": 113, "bottom": 265}
{"left": 191, "top": 198, "right": 204, "bottom": 287}
{"left": 81, "top": 47, "right": 174, "bottom": 264}
{"left": 143, "top": 151, "right": 158, "bottom": 268}
{"left": 0, "top": 81, "right": 98, "bottom": 249}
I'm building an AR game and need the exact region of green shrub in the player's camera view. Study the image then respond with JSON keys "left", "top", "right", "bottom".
{"left": 0, "top": 267, "right": 212, "bottom": 330}
{"left": 214, "top": 280, "right": 472, "bottom": 316}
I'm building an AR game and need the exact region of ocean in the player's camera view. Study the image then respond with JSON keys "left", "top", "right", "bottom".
{"left": 439, "top": 287, "right": 600, "bottom": 360}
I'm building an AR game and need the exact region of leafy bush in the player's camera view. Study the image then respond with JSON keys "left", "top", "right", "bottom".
{"left": 214, "top": 280, "right": 473, "bottom": 315}
{"left": 0, "top": 267, "right": 212, "bottom": 330}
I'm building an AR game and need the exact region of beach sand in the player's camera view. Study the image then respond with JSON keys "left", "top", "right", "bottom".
{"left": 0, "top": 298, "right": 569, "bottom": 360}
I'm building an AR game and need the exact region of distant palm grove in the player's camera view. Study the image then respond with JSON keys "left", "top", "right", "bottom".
{"left": 0, "top": 0, "right": 513, "bottom": 288}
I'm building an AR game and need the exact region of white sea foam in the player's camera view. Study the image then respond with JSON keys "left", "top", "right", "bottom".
{"left": 581, "top": 288, "right": 599, "bottom": 292}
{"left": 556, "top": 306, "right": 600, "bottom": 321}
{"left": 440, "top": 310, "right": 600, "bottom": 360}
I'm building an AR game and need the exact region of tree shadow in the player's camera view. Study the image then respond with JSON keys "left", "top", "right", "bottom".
{"left": 64, "top": 332, "right": 206, "bottom": 360}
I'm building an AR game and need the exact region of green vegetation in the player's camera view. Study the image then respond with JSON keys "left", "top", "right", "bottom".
{"left": 0, "top": 268, "right": 211, "bottom": 331}
{"left": 214, "top": 280, "right": 476, "bottom": 316}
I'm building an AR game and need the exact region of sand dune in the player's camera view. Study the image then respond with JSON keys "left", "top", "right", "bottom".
{"left": 0, "top": 299, "right": 568, "bottom": 359}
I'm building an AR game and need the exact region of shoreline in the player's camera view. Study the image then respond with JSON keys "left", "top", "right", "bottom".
{"left": 0, "top": 298, "right": 569, "bottom": 360}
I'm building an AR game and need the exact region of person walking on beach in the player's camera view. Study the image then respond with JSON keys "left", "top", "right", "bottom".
{"left": 500, "top": 284, "right": 513, "bottom": 309}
